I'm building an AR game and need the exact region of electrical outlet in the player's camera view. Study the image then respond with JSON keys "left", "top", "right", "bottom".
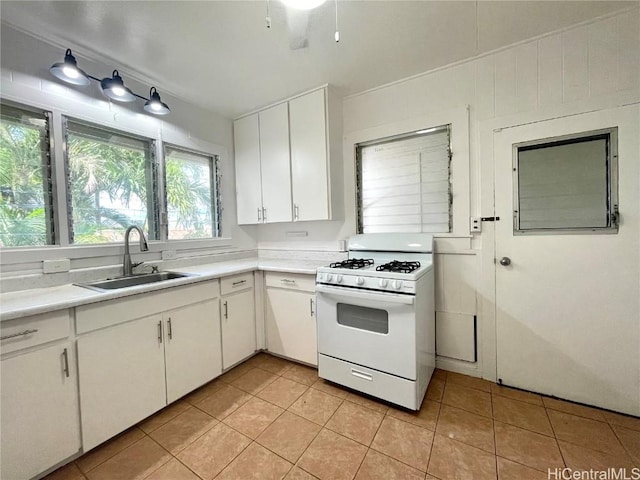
{"left": 161, "top": 250, "right": 177, "bottom": 260}
{"left": 43, "top": 259, "right": 71, "bottom": 274}
{"left": 470, "top": 217, "right": 481, "bottom": 233}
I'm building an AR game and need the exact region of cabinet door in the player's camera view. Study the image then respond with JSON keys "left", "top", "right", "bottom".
{"left": 1, "top": 342, "right": 80, "bottom": 480}
{"left": 165, "top": 299, "right": 222, "bottom": 403}
{"left": 266, "top": 289, "right": 317, "bottom": 366}
{"left": 259, "top": 103, "right": 293, "bottom": 223}
{"left": 78, "top": 315, "right": 166, "bottom": 451}
{"left": 234, "top": 113, "right": 263, "bottom": 224}
{"left": 289, "top": 89, "right": 329, "bottom": 221}
{"left": 221, "top": 289, "right": 256, "bottom": 369}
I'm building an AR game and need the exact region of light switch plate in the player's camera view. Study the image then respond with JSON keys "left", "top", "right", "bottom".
{"left": 470, "top": 217, "right": 481, "bottom": 233}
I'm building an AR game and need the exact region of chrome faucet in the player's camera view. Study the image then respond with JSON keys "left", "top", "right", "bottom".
{"left": 123, "top": 225, "right": 149, "bottom": 276}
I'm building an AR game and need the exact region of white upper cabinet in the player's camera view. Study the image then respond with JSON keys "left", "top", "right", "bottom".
{"left": 234, "top": 85, "right": 342, "bottom": 225}
{"left": 234, "top": 114, "right": 263, "bottom": 224}
{"left": 259, "top": 103, "right": 293, "bottom": 223}
{"left": 289, "top": 89, "right": 329, "bottom": 221}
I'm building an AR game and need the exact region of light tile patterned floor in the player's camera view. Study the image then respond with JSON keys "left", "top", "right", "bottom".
{"left": 46, "top": 353, "right": 640, "bottom": 480}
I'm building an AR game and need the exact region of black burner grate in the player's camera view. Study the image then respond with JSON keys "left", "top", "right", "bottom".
{"left": 329, "top": 258, "right": 374, "bottom": 269}
{"left": 376, "top": 260, "right": 421, "bottom": 273}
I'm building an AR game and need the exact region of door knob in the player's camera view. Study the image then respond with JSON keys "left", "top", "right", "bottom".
{"left": 499, "top": 257, "right": 511, "bottom": 266}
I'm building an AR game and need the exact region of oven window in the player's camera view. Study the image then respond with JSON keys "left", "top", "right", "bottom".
{"left": 337, "top": 304, "right": 389, "bottom": 334}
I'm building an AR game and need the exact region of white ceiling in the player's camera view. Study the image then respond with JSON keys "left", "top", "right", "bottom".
{"left": 0, "top": 1, "right": 636, "bottom": 118}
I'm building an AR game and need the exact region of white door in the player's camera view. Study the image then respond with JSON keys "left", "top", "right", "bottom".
{"left": 259, "top": 103, "right": 293, "bottom": 223}
{"left": 266, "top": 289, "right": 317, "bottom": 366}
{"left": 78, "top": 314, "right": 167, "bottom": 450}
{"left": 494, "top": 104, "right": 639, "bottom": 416}
{"left": 1, "top": 343, "right": 81, "bottom": 480}
{"left": 165, "top": 299, "right": 222, "bottom": 403}
{"left": 221, "top": 289, "right": 256, "bottom": 369}
{"left": 234, "top": 113, "right": 263, "bottom": 224}
{"left": 289, "top": 89, "right": 329, "bottom": 221}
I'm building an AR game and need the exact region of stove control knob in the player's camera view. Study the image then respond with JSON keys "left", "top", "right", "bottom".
{"left": 336, "top": 275, "right": 343, "bottom": 283}
{"left": 327, "top": 274, "right": 334, "bottom": 282}
{"left": 379, "top": 279, "right": 388, "bottom": 288}
{"left": 317, "top": 273, "right": 324, "bottom": 282}
{"left": 392, "top": 280, "right": 402, "bottom": 290}
{"left": 356, "top": 277, "right": 365, "bottom": 286}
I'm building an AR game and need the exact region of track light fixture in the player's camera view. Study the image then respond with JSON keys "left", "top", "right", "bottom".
{"left": 49, "top": 49, "right": 90, "bottom": 86}
{"left": 100, "top": 70, "right": 136, "bottom": 102}
{"left": 144, "top": 87, "right": 171, "bottom": 115}
{"left": 49, "top": 49, "right": 171, "bottom": 115}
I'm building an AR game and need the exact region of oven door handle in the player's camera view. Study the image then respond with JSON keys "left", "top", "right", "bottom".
{"left": 315, "top": 284, "right": 415, "bottom": 305}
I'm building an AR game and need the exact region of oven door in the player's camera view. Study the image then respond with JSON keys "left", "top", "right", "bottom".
{"left": 316, "top": 284, "right": 417, "bottom": 379}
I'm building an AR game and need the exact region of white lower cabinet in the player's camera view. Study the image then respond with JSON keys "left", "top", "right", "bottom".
{"left": 77, "top": 314, "right": 167, "bottom": 451}
{"left": 265, "top": 272, "right": 317, "bottom": 366}
{"left": 165, "top": 299, "right": 221, "bottom": 403}
{"left": 221, "top": 273, "right": 256, "bottom": 369}
{"left": 76, "top": 281, "right": 222, "bottom": 451}
{"left": 1, "top": 311, "right": 80, "bottom": 480}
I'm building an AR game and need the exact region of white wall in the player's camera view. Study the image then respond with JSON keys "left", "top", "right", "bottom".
{"left": 253, "top": 7, "right": 640, "bottom": 379}
{"left": 2, "top": 8, "right": 639, "bottom": 383}
{"left": 341, "top": 8, "right": 640, "bottom": 379}
{"left": 0, "top": 24, "right": 257, "bottom": 276}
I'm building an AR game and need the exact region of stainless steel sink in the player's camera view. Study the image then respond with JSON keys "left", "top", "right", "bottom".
{"left": 77, "top": 272, "right": 195, "bottom": 292}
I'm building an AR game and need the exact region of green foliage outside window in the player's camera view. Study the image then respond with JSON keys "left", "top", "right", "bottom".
{"left": 0, "top": 106, "right": 219, "bottom": 247}
{"left": 0, "top": 113, "right": 49, "bottom": 247}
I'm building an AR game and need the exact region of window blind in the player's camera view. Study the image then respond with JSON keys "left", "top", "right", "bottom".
{"left": 358, "top": 126, "right": 451, "bottom": 234}
{"left": 517, "top": 137, "right": 610, "bottom": 231}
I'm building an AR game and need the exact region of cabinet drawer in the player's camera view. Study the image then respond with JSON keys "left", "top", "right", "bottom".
{"left": 76, "top": 280, "right": 219, "bottom": 334}
{"left": 1, "top": 310, "right": 70, "bottom": 354}
{"left": 265, "top": 272, "right": 315, "bottom": 292}
{"left": 221, "top": 272, "right": 254, "bottom": 296}
{"left": 318, "top": 354, "right": 419, "bottom": 410}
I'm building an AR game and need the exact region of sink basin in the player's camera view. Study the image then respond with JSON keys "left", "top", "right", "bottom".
{"left": 77, "top": 272, "right": 195, "bottom": 292}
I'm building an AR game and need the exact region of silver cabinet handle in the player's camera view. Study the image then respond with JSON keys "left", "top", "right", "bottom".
{"left": 294, "top": 204, "right": 299, "bottom": 220}
{"left": 157, "top": 321, "right": 163, "bottom": 343}
{"left": 351, "top": 369, "right": 373, "bottom": 381}
{"left": 62, "top": 348, "right": 70, "bottom": 378}
{"left": 232, "top": 279, "right": 247, "bottom": 286}
{"left": 280, "top": 278, "right": 296, "bottom": 284}
{"left": 223, "top": 301, "right": 228, "bottom": 319}
{"left": 257, "top": 207, "right": 262, "bottom": 222}
{"left": 262, "top": 207, "right": 267, "bottom": 222}
{"left": 310, "top": 298, "right": 315, "bottom": 316}
{"left": 499, "top": 257, "right": 511, "bottom": 266}
{"left": 0, "top": 329, "right": 38, "bottom": 341}
{"left": 167, "top": 318, "right": 173, "bottom": 340}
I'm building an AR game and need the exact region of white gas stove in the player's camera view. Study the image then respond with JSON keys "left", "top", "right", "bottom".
{"left": 317, "top": 258, "right": 432, "bottom": 294}
{"left": 315, "top": 233, "right": 435, "bottom": 410}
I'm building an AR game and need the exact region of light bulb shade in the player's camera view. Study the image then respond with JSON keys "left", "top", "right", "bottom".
{"left": 50, "top": 49, "right": 90, "bottom": 86}
{"left": 144, "top": 87, "right": 171, "bottom": 115}
{"left": 100, "top": 70, "right": 136, "bottom": 102}
{"left": 281, "top": 0, "right": 327, "bottom": 10}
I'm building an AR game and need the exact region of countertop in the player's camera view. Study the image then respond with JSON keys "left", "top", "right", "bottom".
{"left": 0, "top": 258, "right": 327, "bottom": 322}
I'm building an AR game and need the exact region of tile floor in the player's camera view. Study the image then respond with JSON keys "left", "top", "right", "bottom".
{"left": 46, "top": 353, "right": 640, "bottom": 480}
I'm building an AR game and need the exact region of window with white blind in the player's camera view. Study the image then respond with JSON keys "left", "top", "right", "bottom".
{"left": 514, "top": 128, "right": 618, "bottom": 234}
{"left": 356, "top": 125, "right": 452, "bottom": 234}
